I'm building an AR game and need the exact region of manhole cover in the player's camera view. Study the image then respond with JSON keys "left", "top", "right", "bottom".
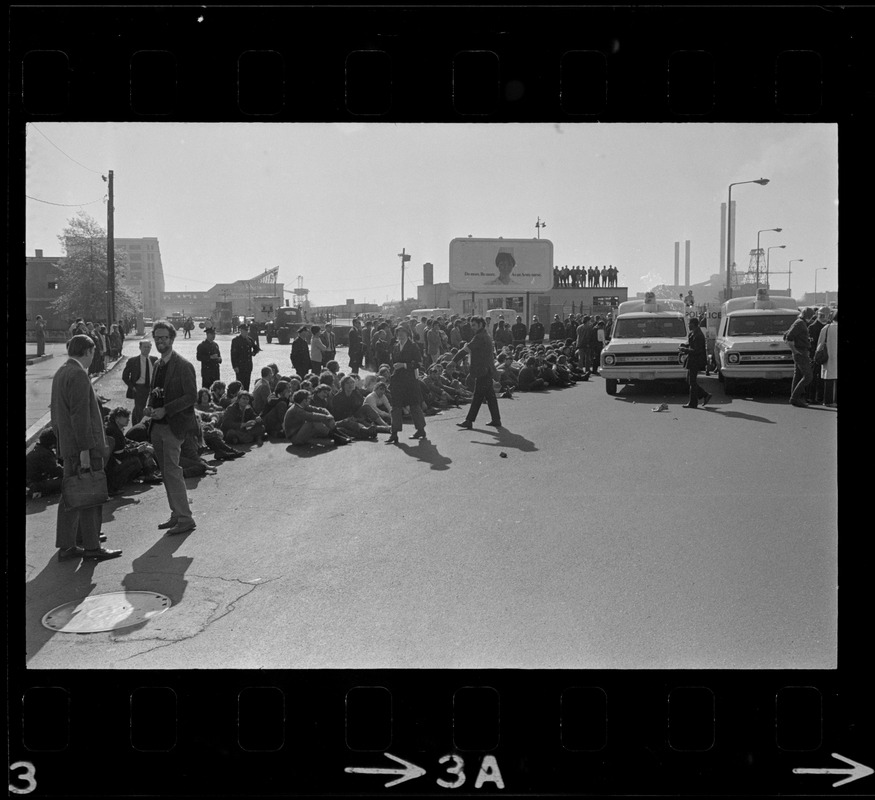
{"left": 41, "top": 591, "right": 172, "bottom": 633}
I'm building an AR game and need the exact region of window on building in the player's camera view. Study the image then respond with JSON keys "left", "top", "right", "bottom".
{"left": 47, "top": 281, "right": 58, "bottom": 290}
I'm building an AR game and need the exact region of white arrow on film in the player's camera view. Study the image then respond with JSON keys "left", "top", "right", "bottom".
{"left": 345, "top": 752, "right": 426, "bottom": 788}
{"left": 793, "top": 752, "right": 874, "bottom": 788}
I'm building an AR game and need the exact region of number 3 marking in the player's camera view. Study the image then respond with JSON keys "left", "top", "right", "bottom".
{"left": 9, "top": 761, "right": 37, "bottom": 794}
{"left": 437, "top": 754, "right": 466, "bottom": 788}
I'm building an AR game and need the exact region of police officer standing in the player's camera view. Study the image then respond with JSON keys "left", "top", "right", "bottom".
{"left": 231, "top": 322, "right": 260, "bottom": 390}
{"left": 196, "top": 325, "right": 222, "bottom": 389}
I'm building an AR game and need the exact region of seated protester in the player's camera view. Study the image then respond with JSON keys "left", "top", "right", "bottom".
{"left": 517, "top": 356, "right": 548, "bottom": 391}
{"left": 538, "top": 355, "right": 562, "bottom": 387}
{"left": 417, "top": 375, "right": 440, "bottom": 416}
{"left": 283, "top": 388, "right": 341, "bottom": 446}
{"left": 545, "top": 353, "right": 573, "bottom": 387}
{"left": 197, "top": 412, "right": 245, "bottom": 461}
{"left": 439, "top": 366, "right": 474, "bottom": 402}
{"left": 309, "top": 384, "right": 357, "bottom": 441}
{"left": 364, "top": 381, "right": 394, "bottom": 425}
{"left": 495, "top": 353, "right": 518, "bottom": 388}
{"left": 556, "top": 354, "right": 579, "bottom": 383}
{"left": 424, "top": 367, "right": 455, "bottom": 407}
{"left": 323, "top": 361, "right": 343, "bottom": 392}
{"left": 251, "top": 366, "right": 274, "bottom": 415}
{"left": 196, "top": 387, "right": 223, "bottom": 415}
{"left": 224, "top": 380, "right": 243, "bottom": 407}
{"left": 209, "top": 380, "right": 228, "bottom": 408}
{"left": 261, "top": 380, "right": 292, "bottom": 437}
{"left": 103, "top": 407, "right": 160, "bottom": 493}
{"left": 219, "top": 391, "right": 266, "bottom": 445}
{"left": 333, "top": 376, "right": 387, "bottom": 428}
{"left": 179, "top": 430, "right": 217, "bottom": 477}
{"left": 266, "top": 363, "right": 280, "bottom": 391}
{"left": 26, "top": 427, "right": 64, "bottom": 498}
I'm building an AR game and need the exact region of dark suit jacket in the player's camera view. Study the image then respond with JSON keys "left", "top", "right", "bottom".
{"left": 146, "top": 351, "right": 199, "bottom": 438}
{"left": 122, "top": 354, "right": 159, "bottom": 399}
{"left": 291, "top": 336, "right": 311, "bottom": 374}
{"left": 454, "top": 329, "right": 495, "bottom": 378}
{"left": 50, "top": 359, "right": 107, "bottom": 460}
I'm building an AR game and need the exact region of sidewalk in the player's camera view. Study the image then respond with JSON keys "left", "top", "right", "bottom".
{"left": 25, "top": 338, "right": 142, "bottom": 449}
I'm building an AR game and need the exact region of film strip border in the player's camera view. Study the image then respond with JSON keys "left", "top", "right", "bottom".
{"left": 8, "top": 6, "right": 868, "bottom": 122}
{"left": 8, "top": 672, "right": 873, "bottom": 795}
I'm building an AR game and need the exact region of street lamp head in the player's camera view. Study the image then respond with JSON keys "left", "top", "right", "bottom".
{"left": 754, "top": 178, "right": 770, "bottom": 185}
{"left": 773, "top": 228, "right": 782, "bottom": 232}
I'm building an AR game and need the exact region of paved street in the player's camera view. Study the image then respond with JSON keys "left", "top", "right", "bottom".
{"left": 24, "top": 333, "right": 837, "bottom": 670}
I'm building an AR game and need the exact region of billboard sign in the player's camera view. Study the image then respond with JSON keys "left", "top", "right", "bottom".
{"left": 449, "top": 238, "right": 554, "bottom": 293}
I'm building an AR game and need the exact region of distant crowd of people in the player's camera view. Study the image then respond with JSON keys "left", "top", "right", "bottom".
{"left": 553, "top": 265, "right": 619, "bottom": 288}
{"left": 785, "top": 305, "right": 838, "bottom": 408}
{"left": 62, "top": 317, "right": 133, "bottom": 375}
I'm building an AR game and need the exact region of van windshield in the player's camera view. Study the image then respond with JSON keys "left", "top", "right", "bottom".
{"left": 727, "top": 313, "right": 798, "bottom": 336}
{"left": 612, "top": 318, "right": 687, "bottom": 338}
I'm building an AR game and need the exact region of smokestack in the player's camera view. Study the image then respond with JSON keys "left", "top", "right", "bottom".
{"left": 728, "top": 200, "right": 736, "bottom": 275}
{"left": 684, "top": 240, "right": 691, "bottom": 288}
{"left": 35, "top": 249, "right": 43, "bottom": 258}
{"left": 720, "top": 203, "right": 726, "bottom": 274}
{"left": 674, "top": 242, "right": 680, "bottom": 286}
{"left": 423, "top": 262, "right": 434, "bottom": 286}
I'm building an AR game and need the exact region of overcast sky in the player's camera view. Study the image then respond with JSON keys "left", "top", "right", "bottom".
{"left": 25, "top": 123, "right": 838, "bottom": 305}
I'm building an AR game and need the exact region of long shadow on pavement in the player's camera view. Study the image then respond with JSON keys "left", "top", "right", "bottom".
{"left": 393, "top": 438, "right": 452, "bottom": 470}
{"left": 470, "top": 426, "right": 538, "bottom": 453}
{"left": 111, "top": 530, "right": 194, "bottom": 639}
{"left": 25, "top": 557, "right": 99, "bottom": 664}
{"left": 706, "top": 408, "right": 776, "bottom": 424}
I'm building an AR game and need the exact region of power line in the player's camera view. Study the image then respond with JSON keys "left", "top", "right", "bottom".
{"left": 26, "top": 194, "right": 105, "bottom": 207}
{"left": 27, "top": 123, "right": 104, "bottom": 175}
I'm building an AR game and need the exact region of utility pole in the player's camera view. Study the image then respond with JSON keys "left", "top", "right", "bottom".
{"left": 105, "top": 170, "right": 115, "bottom": 324}
{"left": 398, "top": 248, "right": 411, "bottom": 303}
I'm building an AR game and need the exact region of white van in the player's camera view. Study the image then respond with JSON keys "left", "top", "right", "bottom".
{"left": 714, "top": 289, "right": 799, "bottom": 394}
{"left": 411, "top": 308, "right": 453, "bottom": 320}
{"left": 599, "top": 294, "right": 689, "bottom": 395}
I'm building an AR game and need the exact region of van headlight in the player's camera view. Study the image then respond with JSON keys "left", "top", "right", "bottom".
{"left": 727, "top": 352, "right": 740, "bottom": 364}
{"left": 603, "top": 354, "right": 616, "bottom": 366}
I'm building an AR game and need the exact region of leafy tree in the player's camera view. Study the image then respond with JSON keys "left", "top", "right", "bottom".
{"left": 50, "top": 211, "right": 141, "bottom": 324}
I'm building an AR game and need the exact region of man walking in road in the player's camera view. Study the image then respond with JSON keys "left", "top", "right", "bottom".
{"left": 51, "top": 334, "right": 120, "bottom": 562}
{"left": 122, "top": 339, "right": 158, "bottom": 424}
{"left": 196, "top": 326, "right": 222, "bottom": 389}
{"left": 454, "top": 316, "right": 501, "bottom": 430}
{"left": 144, "top": 320, "right": 199, "bottom": 536}
{"left": 785, "top": 307, "right": 817, "bottom": 407}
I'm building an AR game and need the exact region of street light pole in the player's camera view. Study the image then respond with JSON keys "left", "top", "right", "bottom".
{"left": 766, "top": 244, "right": 786, "bottom": 287}
{"left": 725, "top": 178, "right": 770, "bottom": 301}
{"left": 535, "top": 217, "right": 546, "bottom": 239}
{"left": 756, "top": 227, "right": 782, "bottom": 287}
{"left": 815, "top": 267, "right": 827, "bottom": 305}
{"left": 788, "top": 259, "right": 803, "bottom": 294}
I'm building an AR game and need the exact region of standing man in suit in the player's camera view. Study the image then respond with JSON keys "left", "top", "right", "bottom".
{"left": 231, "top": 322, "right": 259, "bottom": 390}
{"left": 290, "top": 326, "right": 312, "bottom": 378}
{"left": 196, "top": 326, "right": 222, "bottom": 389}
{"left": 122, "top": 340, "right": 159, "bottom": 424}
{"left": 144, "top": 320, "right": 199, "bottom": 536}
{"left": 347, "top": 318, "right": 364, "bottom": 375}
{"left": 454, "top": 316, "right": 501, "bottom": 430}
{"left": 50, "top": 334, "right": 121, "bottom": 562}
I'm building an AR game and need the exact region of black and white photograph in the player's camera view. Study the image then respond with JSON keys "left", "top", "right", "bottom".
{"left": 25, "top": 121, "right": 838, "bottom": 671}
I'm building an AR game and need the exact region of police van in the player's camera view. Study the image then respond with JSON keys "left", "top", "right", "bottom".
{"left": 599, "top": 293, "right": 689, "bottom": 395}
{"left": 714, "top": 289, "right": 799, "bottom": 394}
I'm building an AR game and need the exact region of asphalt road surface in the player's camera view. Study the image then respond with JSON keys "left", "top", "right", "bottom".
{"left": 24, "top": 334, "right": 837, "bottom": 669}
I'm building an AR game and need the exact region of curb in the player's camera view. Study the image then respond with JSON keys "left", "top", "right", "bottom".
{"left": 26, "top": 354, "right": 54, "bottom": 366}
{"left": 25, "top": 356, "right": 124, "bottom": 451}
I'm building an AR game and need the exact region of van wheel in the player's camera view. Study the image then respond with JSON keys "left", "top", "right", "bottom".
{"left": 605, "top": 379, "right": 618, "bottom": 395}
{"left": 717, "top": 370, "right": 725, "bottom": 384}
{"left": 724, "top": 377, "right": 737, "bottom": 395}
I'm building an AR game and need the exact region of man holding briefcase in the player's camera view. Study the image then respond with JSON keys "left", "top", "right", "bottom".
{"left": 50, "top": 334, "right": 121, "bottom": 562}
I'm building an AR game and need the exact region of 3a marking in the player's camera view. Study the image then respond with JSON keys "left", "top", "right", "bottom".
{"left": 9, "top": 761, "right": 37, "bottom": 795}
{"left": 437, "top": 754, "right": 504, "bottom": 790}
